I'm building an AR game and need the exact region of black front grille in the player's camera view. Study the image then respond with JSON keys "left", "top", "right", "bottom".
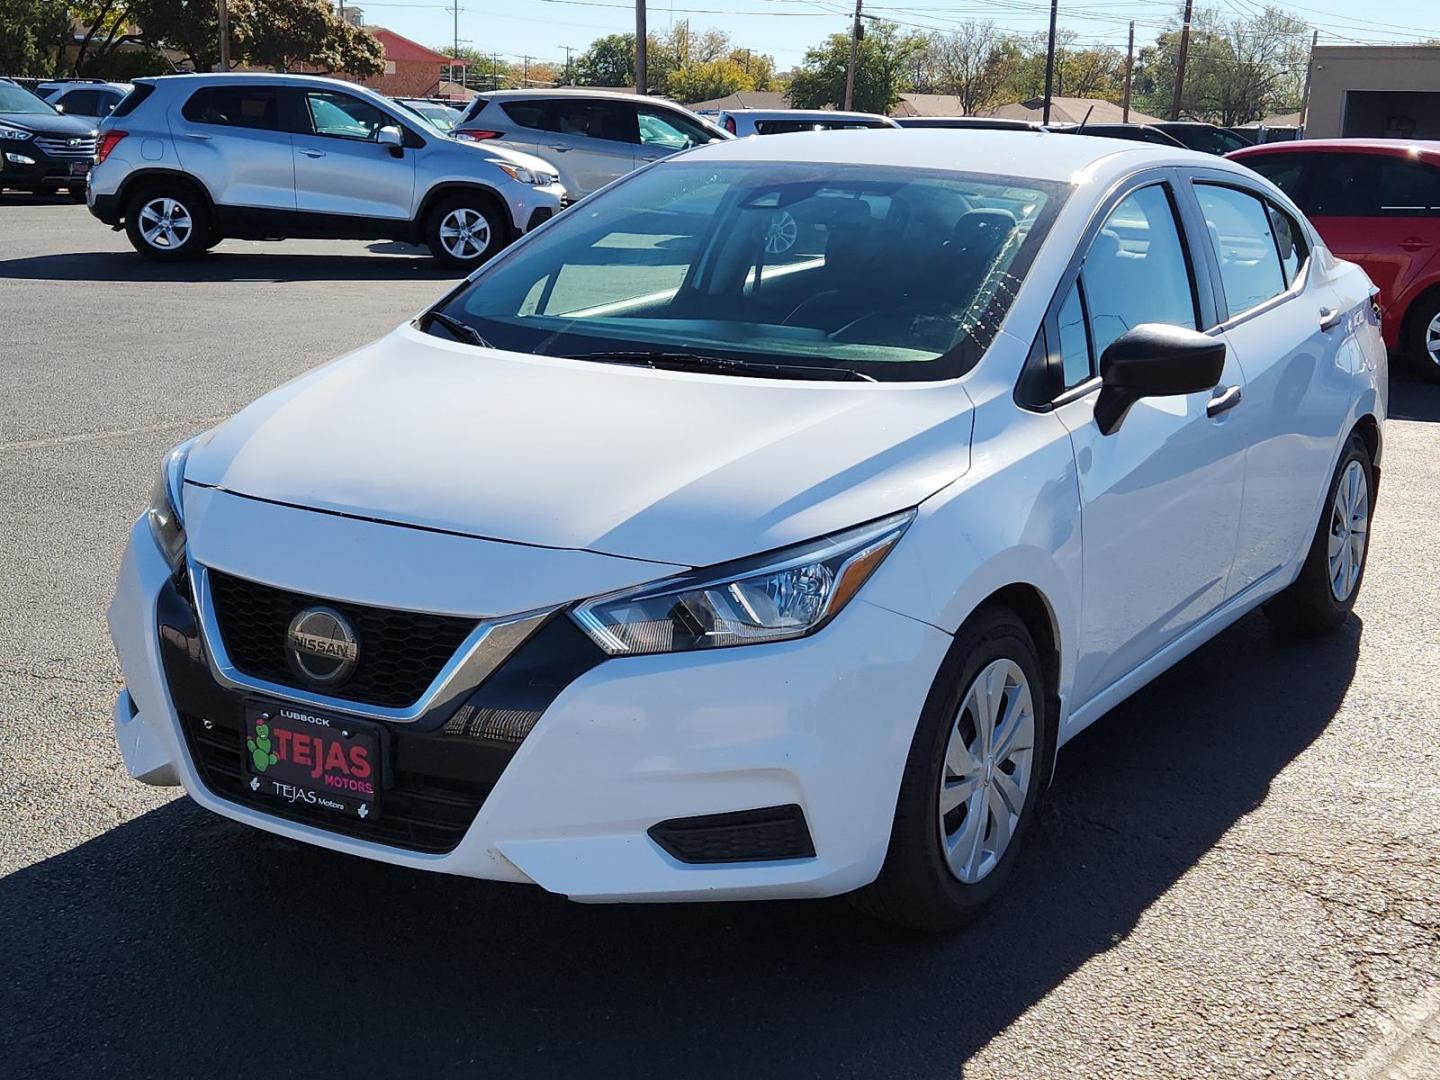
{"left": 649, "top": 805, "right": 816, "bottom": 864}
{"left": 179, "top": 710, "right": 499, "bottom": 854}
{"left": 207, "top": 570, "right": 477, "bottom": 708}
{"left": 34, "top": 134, "right": 97, "bottom": 158}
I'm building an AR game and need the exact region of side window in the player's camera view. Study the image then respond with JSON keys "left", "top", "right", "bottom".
{"left": 1374, "top": 157, "right": 1440, "bottom": 214}
{"left": 1267, "top": 202, "right": 1308, "bottom": 285}
{"left": 303, "top": 90, "right": 393, "bottom": 141}
{"left": 547, "top": 100, "right": 636, "bottom": 144}
{"left": 1056, "top": 281, "right": 1092, "bottom": 386}
{"left": 1307, "top": 154, "right": 1375, "bottom": 217}
{"left": 1082, "top": 184, "right": 1198, "bottom": 358}
{"left": 182, "top": 86, "right": 280, "bottom": 131}
{"left": 1195, "top": 184, "right": 1288, "bottom": 316}
{"left": 58, "top": 90, "right": 99, "bottom": 115}
{"left": 500, "top": 100, "right": 547, "bottom": 131}
{"left": 99, "top": 90, "right": 123, "bottom": 116}
{"left": 636, "top": 106, "right": 712, "bottom": 150}
{"left": 1241, "top": 154, "right": 1312, "bottom": 210}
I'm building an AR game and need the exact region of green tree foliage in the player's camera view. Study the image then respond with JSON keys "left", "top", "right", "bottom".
{"left": 570, "top": 25, "right": 777, "bottom": 100}
{"left": 0, "top": 0, "right": 70, "bottom": 76}
{"left": 788, "top": 24, "right": 924, "bottom": 114}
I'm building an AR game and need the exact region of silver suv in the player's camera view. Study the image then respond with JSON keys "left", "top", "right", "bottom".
{"left": 88, "top": 73, "right": 565, "bottom": 266}
{"left": 453, "top": 89, "right": 728, "bottom": 199}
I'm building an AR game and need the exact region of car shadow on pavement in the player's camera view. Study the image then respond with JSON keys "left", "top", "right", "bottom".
{"left": 0, "top": 249, "right": 460, "bottom": 284}
{"left": 1389, "top": 372, "right": 1440, "bottom": 422}
{"left": 0, "top": 610, "right": 1360, "bottom": 1079}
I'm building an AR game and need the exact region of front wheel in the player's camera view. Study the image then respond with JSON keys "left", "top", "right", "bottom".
{"left": 1263, "top": 434, "right": 1374, "bottom": 636}
{"left": 425, "top": 195, "right": 505, "bottom": 269}
{"left": 850, "top": 605, "right": 1053, "bottom": 932}
{"left": 1404, "top": 292, "right": 1440, "bottom": 383}
{"left": 124, "top": 185, "right": 209, "bottom": 261}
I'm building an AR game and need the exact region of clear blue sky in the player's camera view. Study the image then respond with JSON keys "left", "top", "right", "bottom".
{"left": 353, "top": 0, "right": 1440, "bottom": 74}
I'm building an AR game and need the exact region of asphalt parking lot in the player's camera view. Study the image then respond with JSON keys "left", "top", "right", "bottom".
{"left": 2, "top": 197, "right": 1439, "bottom": 1079}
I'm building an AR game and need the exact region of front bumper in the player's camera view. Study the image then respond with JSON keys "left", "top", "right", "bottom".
{"left": 0, "top": 148, "right": 88, "bottom": 189}
{"left": 107, "top": 508, "right": 951, "bottom": 902}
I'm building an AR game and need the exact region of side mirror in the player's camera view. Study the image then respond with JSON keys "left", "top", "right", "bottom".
{"left": 377, "top": 125, "right": 403, "bottom": 156}
{"left": 53, "top": 103, "right": 64, "bottom": 113}
{"left": 1094, "top": 323, "right": 1226, "bottom": 435}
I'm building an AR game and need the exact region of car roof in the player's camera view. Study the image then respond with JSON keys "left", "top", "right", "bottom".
{"left": 724, "top": 108, "right": 891, "bottom": 122}
{"left": 680, "top": 126, "right": 1239, "bottom": 184}
{"left": 1231, "top": 138, "right": 1440, "bottom": 159}
{"left": 478, "top": 88, "right": 676, "bottom": 104}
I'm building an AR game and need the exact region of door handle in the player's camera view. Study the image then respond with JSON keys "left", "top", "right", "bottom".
{"left": 1207, "top": 384, "right": 1243, "bottom": 418}
{"left": 180, "top": 132, "right": 211, "bottom": 141}
{"left": 1319, "top": 306, "right": 1344, "bottom": 331}
{"left": 544, "top": 144, "right": 572, "bottom": 152}
{"left": 299, "top": 147, "right": 326, "bottom": 158}
{"left": 1399, "top": 237, "right": 1429, "bottom": 252}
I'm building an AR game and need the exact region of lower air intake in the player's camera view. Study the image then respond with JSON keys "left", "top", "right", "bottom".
{"left": 648, "top": 804, "right": 816, "bottom": 864}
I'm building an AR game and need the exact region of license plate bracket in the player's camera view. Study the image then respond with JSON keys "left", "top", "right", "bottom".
{"left": 243, "top": 703, "right": 381, "bottom": 821}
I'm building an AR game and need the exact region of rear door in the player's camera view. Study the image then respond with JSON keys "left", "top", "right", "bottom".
{"left": 172, "top": 83, "right": 294, "bottom": 210}
{"left": 1184, "top": 175, "right": 1355, "bottom": 597}
{"left": 534, "top": 98, "right": 636, "bottom": 197}
{"left": 289, "top": 87, "right": 415, "bottom": 220}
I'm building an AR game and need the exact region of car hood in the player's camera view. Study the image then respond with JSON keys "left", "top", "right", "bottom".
{"left": 185, "top": 325, "right": 974, "bottom": 568}
{"left": 0, "top": 109, "right": 96, "bottom": 136}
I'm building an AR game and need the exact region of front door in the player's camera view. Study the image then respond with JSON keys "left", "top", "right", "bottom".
{"left": 1050, "top": 181, "right": 1248, "bottom": 707}
{"left": 290, "top": 88, "right": 415, "bottom": 220}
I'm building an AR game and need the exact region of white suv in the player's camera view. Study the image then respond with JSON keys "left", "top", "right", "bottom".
{"left": 453, "top": 89, "right": 729, "bottom": 199}
{"left": 88, "top": 73, "right": 565, "bottom": 266}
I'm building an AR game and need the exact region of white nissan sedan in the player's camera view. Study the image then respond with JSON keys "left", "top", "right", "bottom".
{"left": 108, "top": 131, "right": 1386, "bottom": 930}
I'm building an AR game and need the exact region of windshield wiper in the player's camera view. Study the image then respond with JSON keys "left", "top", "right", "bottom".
{"left": 561, "top": 350, "right": 875, "bottom": 382}
{"left": 419, "top": 311, "right": 496, "bottom": 349}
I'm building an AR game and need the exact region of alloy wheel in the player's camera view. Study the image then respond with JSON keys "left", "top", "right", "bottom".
{"left": 939, "top": 658, "right": 1036, "bottom": 884}
{"left": 138, "top": 197, "right": 193, "bottom": 250}
{"left": 1328, "top": 459, "right": 1369, "bottom": 601}
{"left": 764, "top": 210, "right": 798, "bottom": 255}
{"left": 1426, "top": 311, "right": 1440, "bottom": 368}
{"left": 438, "top": 207, "right": 491, "bottom": 261}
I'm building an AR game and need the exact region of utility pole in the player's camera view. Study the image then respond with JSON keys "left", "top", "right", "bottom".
{"left": 1122, "top": 20, "right": 1134, "bottom": 123}
{"left": 1041, "top": 0, "right": 1057, "bottom": 124}
{"left": 217, "top": 0, "right": 230, "bottom": 70}
{"left": 1297, "top": 28, "right": 1319, "bottom": 135}
{"left": 452, "top": 0, "right": 460, "bottom": 89}
{"left": 522, "top": 55, "right": 531, "bottom": 87}
{"left": 1170, "top": 0, "right": 1194, "bottom": 121}
{"left": 844, "top": 0, "right": 863, "bottom": 111}
{"left": 493, "top": 53, "right": 502, "bottom": 90}
{"left": 636, "top": 0, "right": 647, "bottom": 95}
{"left": 562, "top": 45, "right": 574, "bottom": 85}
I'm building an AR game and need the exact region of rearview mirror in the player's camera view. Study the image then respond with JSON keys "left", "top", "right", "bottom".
{"left": 1094, "top": 323, "right": 1226, "bottom": 435}
{"left": 377, "top": 125, "right": 403, "bottom": 155}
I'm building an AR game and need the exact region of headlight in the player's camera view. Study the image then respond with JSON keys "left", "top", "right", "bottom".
{"left": 147, "top": 439, "right": 195, "bottom": 571}
{"left": 0, "top": 125, "right": 34, "bottom": 141}
{"left": 570, "top": 511, "right": 914, "bottom": 655}
{"left": 487, "top": 159, "right": 558, "bottom": 186}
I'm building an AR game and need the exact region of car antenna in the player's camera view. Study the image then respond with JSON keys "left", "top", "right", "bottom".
{"left": 1076, "top": 105, "right": 1095, "bottom": 134}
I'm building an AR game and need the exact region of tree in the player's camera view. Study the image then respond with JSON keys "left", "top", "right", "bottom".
{"left": 788, "top": 24, "right": 923, "bottom": 115}
{"left": 924, "top": 21, "right": 1016, "bottom": 115}
{"left": 572, "top": 32, "right": 636, "bottom": 87}
{"left": 668, "top": 58, "right": 754, "bottom": 104}
{"left": 0, "top": 0, "right": 70, "bottom": 76}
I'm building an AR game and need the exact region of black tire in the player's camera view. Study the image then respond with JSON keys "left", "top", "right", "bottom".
{"left": 1263, "top": 434, "right": 1374, "bottom": 637}
{"left": 67, "top": 186, "right": 87, "bottom": 203}
{"left": 123, "top": 183, "right": 210, "bottom": 261}
{"left": 850, "top": 604, "right": 1054, "bottom": 933}
{"left": 424, "top": 193, "right": 506, "bottom": 269}
{"left": 1402, "top": 291, "right": 1440, "bottom": 383}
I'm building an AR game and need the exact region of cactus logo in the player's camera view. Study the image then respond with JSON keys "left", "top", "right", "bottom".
{"left": 247, "top": 717, "right": 279, "bottom": 772}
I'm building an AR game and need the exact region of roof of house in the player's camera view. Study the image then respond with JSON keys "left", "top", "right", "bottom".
{"left": 1237, "top": 111, "right": 1302, "bottom": 128}
{"left": 368, "top": 27, "right": 461, "bottom": 66}
{"left": 984, "top": 96, "right": 1163, "bottom": 126}
{"left": 684, "top": 89, "right": 790, "bottom": 111}
{"left": 434, "top": 80, "right": 477, "bottom": 102}
{"left": 890, "top": 93, "right": 968, "bottom": 118}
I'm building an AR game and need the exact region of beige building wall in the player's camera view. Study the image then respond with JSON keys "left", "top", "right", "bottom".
{"left": 1306, "top": 45, "right": 1440, "bottom": 139}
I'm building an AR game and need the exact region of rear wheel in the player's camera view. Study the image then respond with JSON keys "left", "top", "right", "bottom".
{"left": 850, "top": 605, "right": 1053, "bottom": 932}
{"left": 1263, "top": 434, "right": 1374, "bottom": 636}
{"left": 425, "top": 194, "right": 505, "bottom": 269}
{"left": 124, "top": 184, "right": 209, "bottom": 261}
{"left": 1403, "top": 291, "right": 1440, "bottom": 383}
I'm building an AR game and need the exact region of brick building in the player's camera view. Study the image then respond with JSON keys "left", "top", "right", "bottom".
{"left": 348, "top": 27, "right": 464, "bottom": 99}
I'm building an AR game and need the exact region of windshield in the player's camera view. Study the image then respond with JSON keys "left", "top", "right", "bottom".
{"left": 0, "top": 84, "right": 55, "bottom": 115}
{"left": 399, "top": 101, "right": 459, "bottom": 133}
{"left": 429, "top": 160, "right": 1066, "bottom": 382}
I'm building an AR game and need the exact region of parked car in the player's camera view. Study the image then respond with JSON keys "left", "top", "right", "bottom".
{"left": 87, "top": 73, "right": 565, "bottom": 266}
{"left": 0, "top": 77, "right": 97, "bottom": 199}
{"left": 894, "top": 116, "right": 1041, "bottom": 131}
{"left": 718, "top": 108, "right": 900, "bottom": 136}
{"left": 1229, "top": 139, "right": 1440, "bottom": 380}
{"left": 107, "top": 130, "right": 1385, "bottom": 931}
{"left": 1150, "top": 121, "right": 1252, "bottom": 155}
{"left": 1050, "top": 122, "right": 1186, "bottom": 147}
{"left": 393, "top": 96, "right": 461, "bottom": 133}
{"left": 453, "top": 89, "right": 728, "bottom": 199}
{"left": 40, "top": 79, "right": 133, "bottom": 123}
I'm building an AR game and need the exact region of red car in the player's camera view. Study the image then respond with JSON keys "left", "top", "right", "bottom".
{"left": 1228, "top": 139, "right": 1440, "bottom": 381}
